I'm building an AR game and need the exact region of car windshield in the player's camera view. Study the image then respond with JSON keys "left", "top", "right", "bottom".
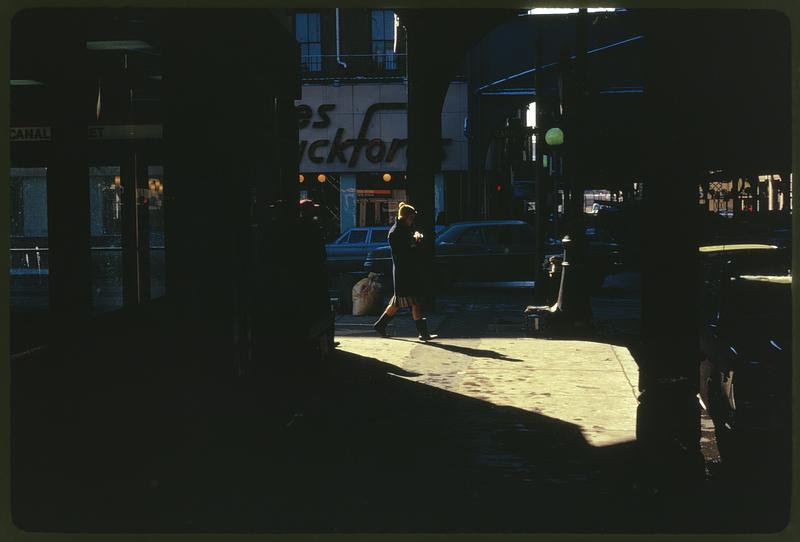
{"left": 726, "top": 278, "right": 791, "bottom": 322}
{"left": 722, "top": 250, "right": 792, "bottom": 321}
{"left": 726, "top": 249, "right": 791, "bottom": 277}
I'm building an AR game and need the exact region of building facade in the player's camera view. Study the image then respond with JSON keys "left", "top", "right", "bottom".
{"left": 290, "top": 8, "right": 470, "bottom": 239}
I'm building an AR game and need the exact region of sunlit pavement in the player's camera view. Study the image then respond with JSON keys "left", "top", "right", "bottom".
{"left": 335, "top": 276, "right": 641, "bottom": 448}
{"left": 334, "top": 332, "right": 639, "bottom": 448}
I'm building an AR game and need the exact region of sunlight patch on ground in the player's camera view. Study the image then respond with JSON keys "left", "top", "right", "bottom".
{"left": 336, "top": 336, "right": 639, "bottom": 447}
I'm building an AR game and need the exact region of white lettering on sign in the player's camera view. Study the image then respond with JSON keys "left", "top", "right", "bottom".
{"left": 88, "top": 125, "right": 162, "bottom": 140}
{"left": 11, "top": 125, "right": 164, "bottom": 142}
{"left": 10, "top": 127, "right": 52, "bottom": 142}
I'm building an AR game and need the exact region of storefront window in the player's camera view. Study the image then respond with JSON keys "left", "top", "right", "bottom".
{"left": 147, "top": 166, "right": 166, "bottom": 299}
{"left": 89, "top": 166, "right": 123, "bottom": 312}
{"left": 10, "top": 167, "right": 49, "bottom": 310}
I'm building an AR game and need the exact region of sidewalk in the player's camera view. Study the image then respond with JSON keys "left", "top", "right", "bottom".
{"left": 335, "top": 295, "right": 640, "bottom": 449}
{"left": 12, "top": 276, "right": 754, "bottom": 533}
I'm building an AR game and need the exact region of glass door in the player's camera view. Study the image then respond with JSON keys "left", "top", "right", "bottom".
{"left": 89, "top": 144, "right": 165, "bottom": 313}
{"left": 138, "top": 161, "right": 166, "bottom": 300}
{"left": 89, "top": 164, "right": 124, "bottom": 313}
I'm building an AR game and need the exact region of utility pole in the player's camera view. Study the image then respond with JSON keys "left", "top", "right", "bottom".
{"left": 525, "top": 11, "right": 592, "bottom": 330}
{"left": 558, "top": 7, "right": 592, "bottom": 326}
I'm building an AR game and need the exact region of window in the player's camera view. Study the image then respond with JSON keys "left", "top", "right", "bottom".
{"left": 371, "top": 10, "right": 396, "bottom": 70}
{"left": 89, "top": 166, "right": 123, "bottom": 313}
{"left": 10, "top": 167, "right": 49, "bottom": 310}
{"left": 295, "top": 12, "right": 321, "bottom": 72}
{"left": 349, "top": 229, "right": 368, "bottom": 244}
{"left": 370, "top": 228, "right": 389, "bottom": 244}
{"left": 458, "top": 227, "right": 484, "bottom": 245}
{"left": 484, "top": 225, "right": 516, "bottom": 246}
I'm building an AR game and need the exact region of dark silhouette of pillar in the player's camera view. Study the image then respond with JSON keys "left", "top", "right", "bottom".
{"left": 636, "top": 10, "right": 705, "bottom": 491}
{"left": 403, "top": 13, "right": 450, "bottom": 309}
{"left": 43, "top": 11, "right": 93, "bottom": 331}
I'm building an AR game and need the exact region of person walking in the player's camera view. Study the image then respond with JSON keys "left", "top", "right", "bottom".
{"left": 372, "top": 203, "right": 436, "bottom": 341}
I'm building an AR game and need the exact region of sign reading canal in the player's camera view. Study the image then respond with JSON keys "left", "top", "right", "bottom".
{"left": 10, "top": 127, "right": 51, "bottom": 142}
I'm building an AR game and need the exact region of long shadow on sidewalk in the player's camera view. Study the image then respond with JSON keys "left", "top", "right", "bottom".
{"left": 12, "top": 333, "right": 648, "bottom": 534}
{"left": 390, "top": 336, "right": 524, "bottom": 362}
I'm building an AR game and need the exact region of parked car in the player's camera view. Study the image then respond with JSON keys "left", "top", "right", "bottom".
{"left": 364, "top": 220, "right": 623, "bottom": 289}
{"left": 325, "top": 226, "right": 391, "bottom": 273}
{"left": 542, "top": 225, "right": 625, "bottom": 289}
{"left": 698, "top": 243, "right": 791, "bottom": 474}
{"left": 326, "top": 224, "right": 448, "bottom": 274}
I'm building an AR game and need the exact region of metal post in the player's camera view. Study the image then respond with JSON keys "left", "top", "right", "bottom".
{"left": 556, "top": 8, "right": 592, "bottom": 325}
{"left": 533, "top": 33, "right": 549, "bottom": 305}
{"left": 405, "top": 15, "right": 440, "bottom": 310}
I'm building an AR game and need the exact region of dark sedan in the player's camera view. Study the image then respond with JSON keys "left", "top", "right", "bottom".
{"left": 698, "top": 243, "right": 791, "bottom": 477}
{"left": 364, "top": 220, "right": 536, "bottom": 286}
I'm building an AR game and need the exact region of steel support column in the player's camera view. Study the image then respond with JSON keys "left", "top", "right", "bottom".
{"left": 636, "top": 11, "right": 705, "bottom": 491}
{"left": 44, "top": 12, "right": 93, "bottom": 330}
{"left": 404, "top": 15, "right": 449, "bottom": 309}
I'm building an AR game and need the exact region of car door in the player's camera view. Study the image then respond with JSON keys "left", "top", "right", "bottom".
{"left": 482, "top": 225, "right": 520, "bottom": 280}
{"left": 341, "top": 228, "right": 370, "bottom": 265}
{"left": 437, "top": 226, "right": 489, "bottom": 282}
{"left": 510, "top": 224, "right": 538, "bottom": 280}
{"left": 326, "top": 228, "right": 369, "bottom": 269}
{"left": 368, "top": 227, "right": 390, "bottom": 249}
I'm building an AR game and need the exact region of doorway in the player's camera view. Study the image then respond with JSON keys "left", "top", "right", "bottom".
{"left": 88, "top": 143, "right": 165, "bottom": 314}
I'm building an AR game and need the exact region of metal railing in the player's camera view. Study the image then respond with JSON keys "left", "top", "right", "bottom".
{"left": 10, "top": 247, "right": 49, "bottom": 277}
{"left": 301, "top": 53, "right": 407, "bottom": 80}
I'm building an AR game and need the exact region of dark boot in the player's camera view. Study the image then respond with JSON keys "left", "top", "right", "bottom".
{"left": 373, "top": 311, "right": 394, "bottom": 337}
{"left": 414, "top": 318, "right": 437, "bottom": 341}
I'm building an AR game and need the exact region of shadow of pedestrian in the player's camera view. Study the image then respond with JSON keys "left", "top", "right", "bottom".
{"left": 391, "top": 337, "right": 523, "bottom": 362}
{"left": 333, "top": 351, "right": 422, "bottom": 377}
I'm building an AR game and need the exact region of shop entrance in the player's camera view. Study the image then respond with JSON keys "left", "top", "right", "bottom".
{"left": 10, "top": 138, "right": 166, "bottom": 315}
{"left": 356, "top": 188, "right": 407, "bottom": 227}
{"left": 88, "top": 142, "right": 166, "bottom": 313}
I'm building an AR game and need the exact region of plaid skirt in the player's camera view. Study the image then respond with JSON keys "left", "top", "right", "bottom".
{"left": 390, "top": 294, "right": 419, "bottom": 309}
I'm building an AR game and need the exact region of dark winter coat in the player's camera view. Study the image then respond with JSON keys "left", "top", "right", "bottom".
{"left": 388, "top": 221, "right": 422, "bottom": 297}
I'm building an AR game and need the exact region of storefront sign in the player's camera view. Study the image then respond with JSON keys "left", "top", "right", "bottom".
{"left": 297, "top": 102, "right": 452, "bottom": 169}
{"left": 296, "top": 83, "right": 468, "bottom": 173}
{"left": 10, "top": 127, "right": 51, "bottom": 142}
{"left": 11, "top": 125, "right": 163, "bottom": 142}
{"left": 88, "top": 125, "right": 162, "bottom": 140}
